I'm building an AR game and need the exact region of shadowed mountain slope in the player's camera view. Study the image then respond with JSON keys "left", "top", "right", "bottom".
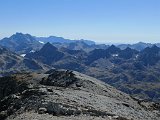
{"left": 0, "top": 45, "right": 48, "bottom": 76}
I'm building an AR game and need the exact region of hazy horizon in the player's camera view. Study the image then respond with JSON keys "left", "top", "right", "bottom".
{"left": 1, "top": 32, "right": 160, "bottom": 45}
{"left": 0, "top": 0, "right": 160, "bottom": 43}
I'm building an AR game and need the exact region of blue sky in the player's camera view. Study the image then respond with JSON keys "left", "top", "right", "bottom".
{"left": 0, "top": 0, "right": 160, "bottom": 43}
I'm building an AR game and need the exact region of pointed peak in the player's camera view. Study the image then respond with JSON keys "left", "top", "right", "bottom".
{"left": 45, "top": 42, "right": 52, "bottom": 45}
{"left": 125, "top": 47, "right": 132, "bottom": 51}
{"left": 107, "top": 45, "right": 120, "bottom": 54}
{"left": 108, "top": 44, "right": 120, "bottom": 50}
{"left": 110, "top": 44, "right": 116, "bottom": 48}
{"left": 150, "top": 45, "right": 160, "bottom": 52}
{"left": 142, "top": 45, "right": 160, "bottom": 53}
{"left": 44, "top": 42, "right": 55, "bottom": 47}
{"left": 152, "top": 45, "right": 159, "bottom": 49}
{"left": 41, "top": 42, "right": 57, "bottom": 51}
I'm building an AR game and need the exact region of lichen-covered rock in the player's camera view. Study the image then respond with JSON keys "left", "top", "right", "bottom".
{"left": 40, "top": 70, "right": 78, "bottom": 87}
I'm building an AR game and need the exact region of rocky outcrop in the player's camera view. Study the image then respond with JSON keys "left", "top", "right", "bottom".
{"left": 0, "top": 70, "right": 159, "bottom": 120}
{"left": 40, "top": 70, "right": 77, "bottom": 87}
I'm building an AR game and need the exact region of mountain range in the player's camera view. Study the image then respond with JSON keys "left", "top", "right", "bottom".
{"left": 36, "top": 36, "right": 95, "bottom": 45}
{"left": 1, "top": 33, "right": 160, "bottom": 55}
{"left": 118, "top": 42, "right": 160, "bottom": 51}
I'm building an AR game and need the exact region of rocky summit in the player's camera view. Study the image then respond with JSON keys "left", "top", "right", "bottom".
{"left": 0, "top": 69, "right": 160, "bottom": 120}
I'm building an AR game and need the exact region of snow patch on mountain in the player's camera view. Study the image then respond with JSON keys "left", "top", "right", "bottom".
{"left": 39, "top": 41, "right": 45, "bottom": 44}
{"left": 20, "top": 54, "right": 26, "bottom": 57}
{"left": 30, "top": 50, "right": 35, "bottom": 53}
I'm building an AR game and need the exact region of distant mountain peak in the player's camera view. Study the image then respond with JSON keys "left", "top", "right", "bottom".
{"left": 11, "top": 32, "right": 35, "bottom": 41}
{"left": 143, "top": 45, "right": 160, "bottom": 52}
{"left": 107, "top": 45, "right": 120, "bottom": 53}
{"left": 108, "top": 45, "right": 119, "bottom": 50}
{"left": 40, "top": 42, "right": 57, "bottom": 52}
{"left": 12, "top": 32, "right": 28, "bottom": 38}
{"left": 151, "top": 45, "right": 160, "bottom": 49}
{"left": 15, "top": 32, "right": 24, "bottom": 35}
{"left": 48, "top": 36, "right": 65, "bottom": 39}
{"left": 26, "top": 42, "right": 64, "bottom": 65}
{"left": 137, "top": 41, "right": 146, "bottom": 44}
{"left": 124, "top": 47, "right": 133, "bottom": 51}
{"left": 35, "top": 36, "right": 95, "bottom": 45}
{"left": 0, "top": 33, "right": 42, "bottom": 54}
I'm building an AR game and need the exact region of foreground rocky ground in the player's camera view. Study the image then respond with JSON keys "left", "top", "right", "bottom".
{"left": 0, "top": 69, "right": 160, "bottom": 120}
